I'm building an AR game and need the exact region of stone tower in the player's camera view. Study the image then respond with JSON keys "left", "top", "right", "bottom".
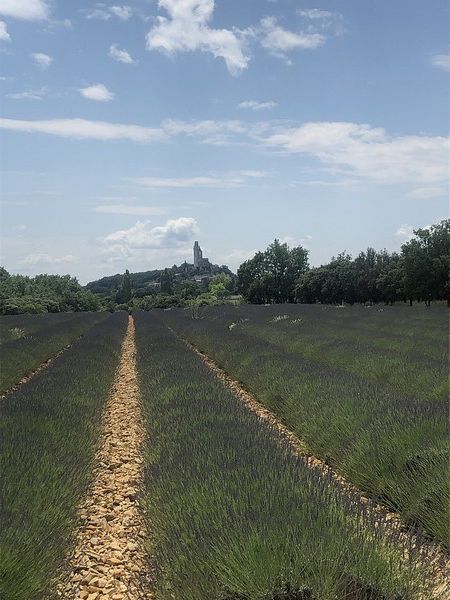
{"left": 193, "top": 241, "right": 203, "bottom": 268}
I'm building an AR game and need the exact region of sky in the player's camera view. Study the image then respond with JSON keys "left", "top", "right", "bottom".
{"left": 0, "top": 0, "right": 449, "bottom": 284}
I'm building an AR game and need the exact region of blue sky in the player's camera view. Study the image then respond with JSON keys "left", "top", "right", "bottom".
{"left": 0, "top": 0, "right": 448, "bottom": 283}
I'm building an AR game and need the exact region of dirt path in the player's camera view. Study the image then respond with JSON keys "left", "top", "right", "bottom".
{"left": 58, "top": 316, "right": 152, "bottom": 600}
{"left": 176, "top": 332, "right": 449, "bottom": 599}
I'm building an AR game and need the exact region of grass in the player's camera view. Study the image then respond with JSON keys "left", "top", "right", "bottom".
{"left": 134, "top": 311, "right": 433, "bottom": 600}
{"left": 0, "top": 312, "right": 127, "bottom": 600}
{"left": 0, "top": 312, "right": 108, "bottom": 393}
{"left": 158, "top": 304, "right": 449, "bottom": 545}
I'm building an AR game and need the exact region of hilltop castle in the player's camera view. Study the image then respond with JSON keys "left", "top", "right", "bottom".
{"left": 193, "top": 241, "right": 210, "bottom": 270}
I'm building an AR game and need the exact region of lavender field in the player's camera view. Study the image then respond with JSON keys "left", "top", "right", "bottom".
{"left": 1, "top": 306, "right": 448, "bottom": 600}
{"left": 158, "top": 303, "right": 449, "bottom": 546}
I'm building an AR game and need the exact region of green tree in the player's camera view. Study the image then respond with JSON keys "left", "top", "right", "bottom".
{"left": 160, "top": 268, "right": 174, "bottom": 295}
{"left": 295, "top": 266, "right": 329, "bottom": 303}
{"left": 0, "top": 273, "right": 100, "bottom": 314}
{"left": 402, "top": 220, "right": 450, "bottom": 305}
{"left": 116, "top": 269, "right": 132, "bottom": 304}
{"left": 238, "top": 241, "right": 309, "bottom": 304}
{"left": 319, "top": 253, "right": 355, "bottom": 304}
{"left": 375, "top": 254, "right": 405, "bottom": 304}
{"left": 176, "top": 280, "right": 203, "bottom": 301}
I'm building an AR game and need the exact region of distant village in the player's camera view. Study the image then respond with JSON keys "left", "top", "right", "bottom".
{"left": 144, "top": 241, "right": 226, "bottom": 292}
{"left": 85, "top": 241, "right": 233, "bottom": 297}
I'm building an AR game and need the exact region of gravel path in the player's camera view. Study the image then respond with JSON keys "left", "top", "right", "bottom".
{"left": 58, "top": 316, "right": 152, "bottom": 600}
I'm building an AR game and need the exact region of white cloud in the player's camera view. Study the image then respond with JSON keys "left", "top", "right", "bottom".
{"left": 7, "top": 87, "right": 47, "bottom": 100}
{"left": 19, "top": 253, "right": 76, "bottom": 266}
{"left": 0, "top": 20, "right": 10, "bottom": 41}
{"left": 128, "top": 171, "right": 269, "bottom": 189}
{"left": 295, "top": 177, "right": 359, "bottom": 188}
{"left": 85, "top": 8, "right": 110, "bottom": 20}
{"left": 110, "top": 5, "right": 132, "bottom": 20}
{"left": 145, "top": 3, "right": 342, "bottom": 72}
{"left": 91, "top": 195, "right": 138, "bottom": 202}
{"left": 104, "top": 218, "right": 199, "bottom": 249}
{"left": 162, "top": 117, "right": 252, "bottom": 145}
{"left": 239, "top": 170, "right": 269, "bottom": 178}
{"left": 162, "top": 118, "right": 246, "bottom": 137}
{"left": 395, "top": 224, "right": 432, "bottom": 242}
{"left": 102, "top": 217, "right": 199, "bottom": 262}
{"left": 255, "top": 10, "right": 344, "bottom": 62}
{"left": 109, "top": 44, "right": 135, "bottom": 64}
{"left": 0, "top": 0, "right": 50, "bottom": 21}
{"left": 265, "top": 121, "right": 449, "bottom": 185}
{"left": 431, "top": 52, "right": 450, "bottom": 72}
{"left": 0, "top": 117, "right": 166, "bottom": 142}
{"left": 408, "top": 187, "right": 448, "bottom": 199}
{"left": 297, "top": 8, "right": 345, "bottom": 34}
{"left": 128, "top": 176, "right": 230, "bottom": 188}
{"left": 31, "top": 52, "right": 53, "bottom": 69}
{"left": 84, "top": 4, "right": 132, "bottom": 21}
{"left": 79, "top": 83, "right": 114, "bottom": 102}
{"left": 146, "top": 0, "right": 249, "bottom": 75}
{"left": 297, "top": 9, "right": 334, "bottom": 20}
{"left": 218, "top": 248, "right": 257, "bottom": 270}
{"left": 93, "top": 204, "right": 165, "bottom": 216}
{"left": 280, "top": 234, "right": 313, "bottom": 248}
{"left": 238, "top": 100, "right": 278, "bottom": 111}
{"left": 395, "top": 225, "right": 416, "bottom": 242}
{"left": 1, "top": 116, "right": 447, "bottom": 188}
{"left": 259, "top": 16, "right": 325, "bottom": 57}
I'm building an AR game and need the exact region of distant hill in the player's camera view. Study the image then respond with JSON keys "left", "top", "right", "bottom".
{"left": 86, "top": 262, "right": 234, "bottom": 295}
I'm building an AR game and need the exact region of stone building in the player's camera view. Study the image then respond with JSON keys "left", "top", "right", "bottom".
{"left": 193, "top": 241, "right": 203, "bottom": 268}
{"left": 193, "top": 241, "right": 210, "bottom": 269}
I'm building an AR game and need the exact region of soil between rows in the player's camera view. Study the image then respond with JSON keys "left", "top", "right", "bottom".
{"left": 57, "top": 316, "right": 153, "bottom": 600}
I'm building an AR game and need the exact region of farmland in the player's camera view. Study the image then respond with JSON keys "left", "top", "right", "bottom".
{"left": 0, "top": 306, "right": 448, "bottom": 600}
{"left": 135, "top": 311, "right": 436, "bottom": 600}
{"left": 158, "top": 304, "right": 449, "bottom": 546}
{"left": 0, "top": 313, "right": 82, "bottom": 344}
{"left": 0, "top": 312, "right": 108, "bottom": 394}
{"left": 0, "top": 313, "right": 127, "bottom": 600}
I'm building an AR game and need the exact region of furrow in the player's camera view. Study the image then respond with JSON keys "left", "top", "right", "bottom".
{"left": 58, "top": 316, "right": 153, "bottom": 600}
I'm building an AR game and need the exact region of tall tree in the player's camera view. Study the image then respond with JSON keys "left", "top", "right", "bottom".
{"left": 402, "top": 220, "right": 450, "bottom": 305}
{"left": 238, "top": 240, "right": 309, "bottom": 303}
{"left": 160, "top": 268, "right": 174, "bottom": 295}
{"left": 116, "top": 269, "right": 132, "bottom": 304}
{"left": 375, "top": 254, "right": 404, "bottom": 304}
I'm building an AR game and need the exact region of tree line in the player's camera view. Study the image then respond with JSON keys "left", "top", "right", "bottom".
{"left": 1, "top": 219, "right": 448, "bottom": 314}
{"left": 0, "top": 270, "right": 100, "bottom": 315}
{"left": 0, "top": 267, "right": 236, "bottom": 315}
{"left": 118, "top": 270, "right": 236, "bottom": 311}
{"left": 237, "top": 220, "right": 449, "bottom": 306}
